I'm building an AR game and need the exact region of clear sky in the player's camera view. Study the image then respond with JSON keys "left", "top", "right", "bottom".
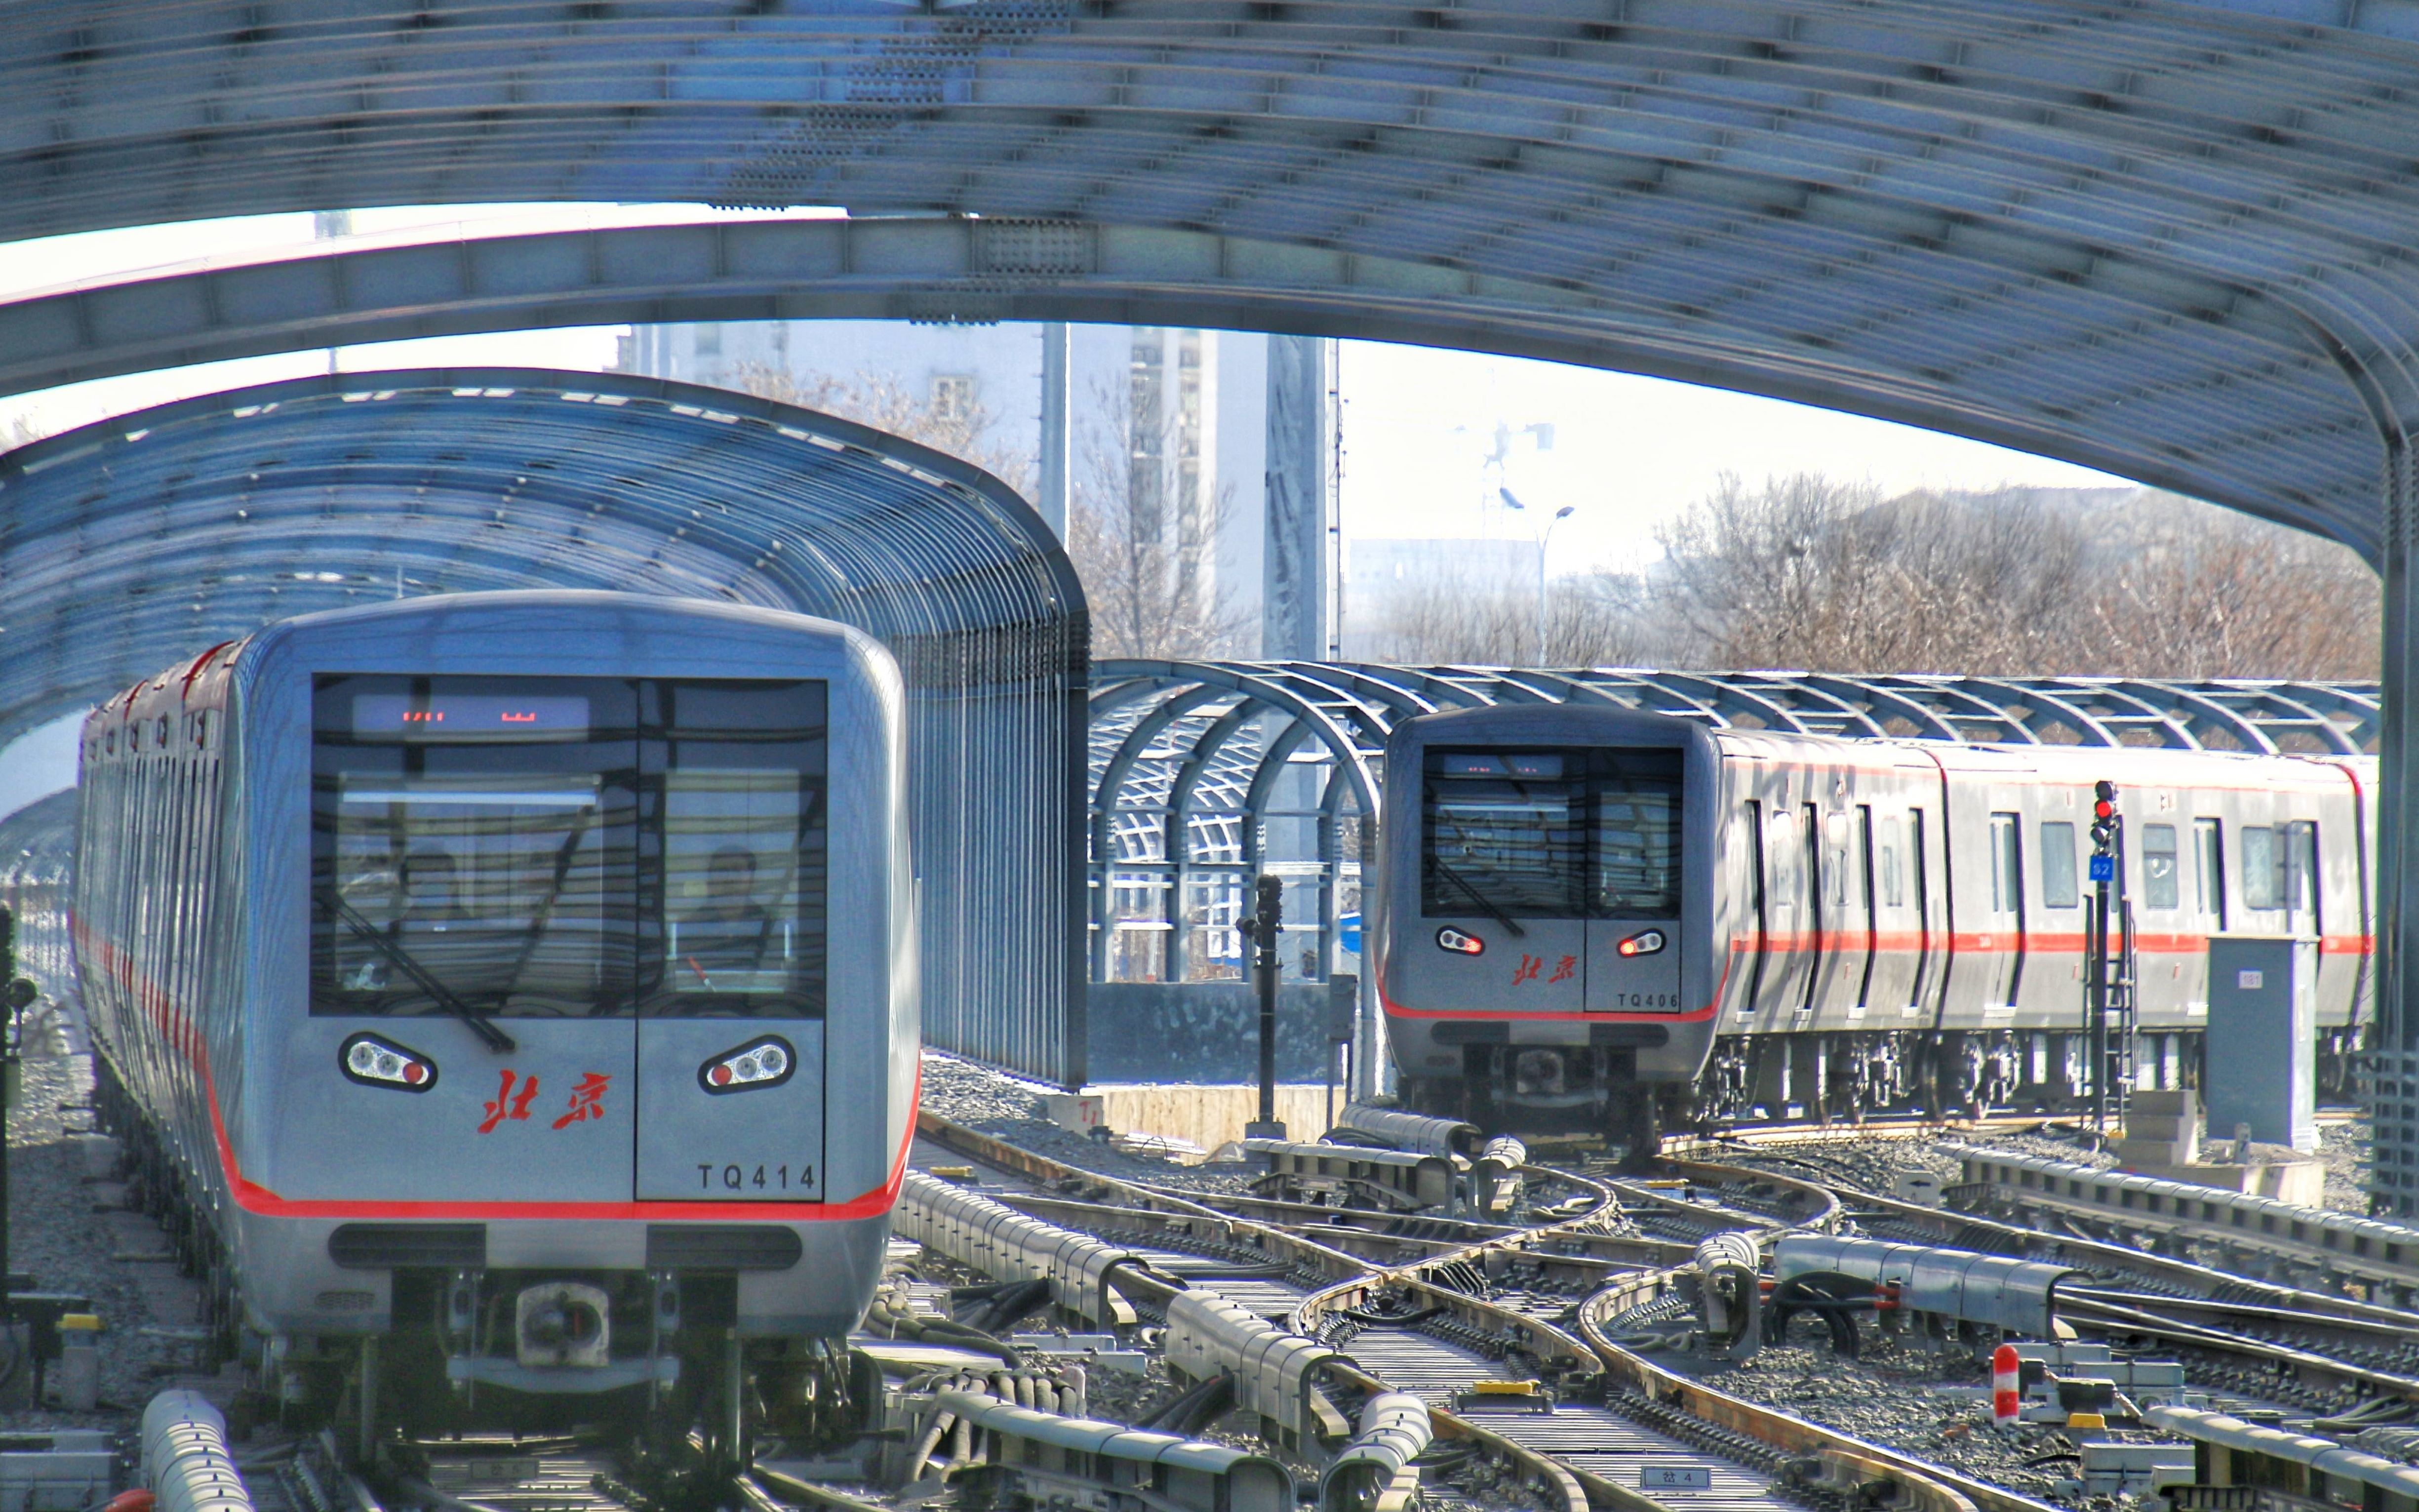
{"left": 0, "top": 204, "right": 2141, "bottom": 814}
{"left": 1332, "top": 345, "right": 2130, "bottom": 571}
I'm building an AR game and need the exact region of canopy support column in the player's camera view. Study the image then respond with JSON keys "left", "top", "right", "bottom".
{"left": 2374, "top": 440, "right": 2419, "bottom": 1216}
{"left": 1263, "top": 336, "right": 1330, "bottom": 660}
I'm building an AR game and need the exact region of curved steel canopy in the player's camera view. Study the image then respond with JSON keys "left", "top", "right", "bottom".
{"left": 8, "top": 2, "right": 2419, "bottom": 557}
{"left": 0, "top": 215, "right": 2329, "bottom": 550}
{"left": 0, "top": 365, "right": 1091, "bottom": 1083}
{"left": 1087, "top": 660, "right": 2379, "bottom": 988}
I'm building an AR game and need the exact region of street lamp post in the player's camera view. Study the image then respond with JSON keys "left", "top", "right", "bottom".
{"left": 1500, "top": 488, "right": 1576, "bottom": 666}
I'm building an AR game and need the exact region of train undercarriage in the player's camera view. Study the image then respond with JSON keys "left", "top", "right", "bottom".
{"left": 89, "top": 1060, "right": 863, "bottom": 1506}
{"left": 1401, "top": 1025, "right": 2367, "bottom": 1157}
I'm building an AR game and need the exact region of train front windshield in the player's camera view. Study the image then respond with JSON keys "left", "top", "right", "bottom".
{"left": 1422, "top": 748, "right": 1682, "bottom": 918}
{"left": 312, "top": 675, "right": 828, "bottom": 1019}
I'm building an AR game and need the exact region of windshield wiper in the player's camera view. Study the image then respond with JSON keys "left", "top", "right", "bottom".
{"left": 1433, "top": 860, "right": 1526, "bottom": 938}
{"left": 322, "top": 889, "right": 517, "bottom": 1053}
{"left": 496, "top": 812, "right": 594, "bottom": 1009}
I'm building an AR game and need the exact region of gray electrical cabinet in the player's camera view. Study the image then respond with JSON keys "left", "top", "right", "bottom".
{"left": 2203, "top": 937, "right": 2317, "bottom": 1153}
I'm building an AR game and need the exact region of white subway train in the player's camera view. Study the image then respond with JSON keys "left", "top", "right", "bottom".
{"left": 1374, "top": 704, "right": 2372, "bottom": 1146}
{"left": 74, "top": 592, "right": 917, "bottom": 1437}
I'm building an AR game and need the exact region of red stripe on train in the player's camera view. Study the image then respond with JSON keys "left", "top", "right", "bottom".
{"left": 70, "top": 916, "right": 913, "bottom": 1222}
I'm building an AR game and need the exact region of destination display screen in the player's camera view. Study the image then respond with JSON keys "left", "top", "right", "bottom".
{"left": 1435, "top": 752, "right": 1566, "bottom": 779}
{"left": 352, "top": 693, "right": 591, "bottom": 741}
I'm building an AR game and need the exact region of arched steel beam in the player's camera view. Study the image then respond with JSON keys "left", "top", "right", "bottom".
{"left": 1087, "top": 681, "right": 1236, "bottom": 978}
{"left": 0, "top": 364, "right": 1093, "bottom": 1085}
{"left": 0, "top": 217, "right": 2376, "bottom": 559}
{"left": 1091, "top": 663, "right": 1385, "bottom": 825}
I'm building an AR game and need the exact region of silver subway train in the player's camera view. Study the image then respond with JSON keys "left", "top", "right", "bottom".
{"left": 1375, "top": 704, "right": 2372, "bottom": 1145}
{"left": 74, "top": 592, "right": 916, "bottom": 1437}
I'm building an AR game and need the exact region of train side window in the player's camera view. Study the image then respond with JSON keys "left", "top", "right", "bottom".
{"left": 2194, "top": 817, "right": 2225, "bottom": 927}
{"left": 1880, "top": 817, "right": 1903, "bottom": 909}
{"left": 1988, "top": 813, "right": 2021, "bottom": 914}
{"left": 2039, "top": 821, "right": 2078, "bottom": 908}
{"left": 1823, "top": 809, "right": 1849, "bottom": 910}
{"left": 2242, "top": 826, "right": 2280, "bottom": 910}
{"left": 2286, "top": 821, "right": 2319, "bottom": 933}
{"left": 2142, "top": 824, "right": 2180, "bottom": 909}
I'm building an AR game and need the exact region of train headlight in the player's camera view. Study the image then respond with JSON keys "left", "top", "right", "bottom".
{"left": 699, "top": 1035, "right": 796, "bottom": 1094}
{"left": 1616, "top": 930, "right": 1666, "bottom": 957}
{"left": 338, "top": 1033, "right": 437, "bottom": 1092}
{"left": 1435, "top": 927, "right": 1485, "bottom": 956}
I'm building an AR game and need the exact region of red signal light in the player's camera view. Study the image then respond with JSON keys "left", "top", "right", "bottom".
{"left": 1436, "top": 926, "right": 1485, "bottom": 956}
{"left": 2094, "top": 799, "right": 2114, "bottom": 820}
{"left": 698, "top": 1035, "right": 796, "bottom": 1095}
{"left": 340, "top": 1033, "right": 438, "bottom": 1093}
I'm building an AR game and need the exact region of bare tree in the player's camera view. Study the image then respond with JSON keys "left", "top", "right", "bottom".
{"left": 2080, "top": 495, "right": 2378, "bottom": 679}
{"left": 1068, "top": 377, "right": 1248, "bottom": 660}
{"left": 3, "top": 410, "right": 50, "bottom": 451}
{"left": 1649, "top": 475, "right": 2378, "bottom": 680}
{"left": 729, "top": 362, "right": 1033, "bottom": 498}
{"left": 1357, "top": 566, "right": 1666, "bottom": 667}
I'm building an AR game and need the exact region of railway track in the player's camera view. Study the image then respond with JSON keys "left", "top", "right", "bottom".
{"left": 70, "top": 990, "right": 2407, "bottom": 1512}
{"left": 878, "top": 1102, "right": 2413, "bottom": 1512}
{"left": 912, "top": 1110, "right": 2011, "bottom": 1512}
{"left": 1648, "top": 1129, "right": 2419, "bottom": 1427}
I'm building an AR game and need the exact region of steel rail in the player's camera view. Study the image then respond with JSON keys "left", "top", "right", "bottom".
{"left": 1703, "top": 1152, "right": 2419, "bottom": 1334}
{"left": 1948, "top": 1152, "right": 2419, "bottom": 1300}
{"left": 2056, "top": 1294, "right": 2419, "bottom": 1404}
{"left": 1665, "top": 1153, "right": 2419, "bottom": 1417}
{"left": 911, "top": 1114, "right": 1608, "bottom": 1512}
{"left": 1572, "top": 1272, "right": 2054, "bottom": 1512}
{"left": 913, "top": 1113, "right": 1975, "bottom": 1512}
{"left": 919, "top": 1110, "right": 2047, "bottom": 1512}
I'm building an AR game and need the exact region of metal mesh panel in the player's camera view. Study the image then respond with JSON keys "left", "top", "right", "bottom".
{"left": 0, "top": 369, "right": 1091, "bottom": 1085}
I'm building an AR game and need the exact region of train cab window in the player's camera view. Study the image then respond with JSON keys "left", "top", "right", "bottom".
{"left": 312, "top": 675, "right": 830, "bottom": 1021}
{"left": 2039, "top": 821, "right": 2078, "bottom": 908}
{"left": 1592, "top": 767, "right": 1681, "bottom": 918}
{"left": 1423, "top": 751, "right": 1585, "bottom": 916}
{"left": 650, "top": 679, "right": 829, "bottom": 1018}
{"left": 315, "top": 675, "right": 634, "bottom": 1019}
{"left": 2194, "top": 818, "right": 2225, "bottom": 927}
{"left": 1423, "top": 748, "right": 1681, "bottom": 919}
{"left": 2141, "top": 824, "right": 2180, "bottom": 909}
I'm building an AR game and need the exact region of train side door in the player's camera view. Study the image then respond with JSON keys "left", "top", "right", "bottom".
{"left": 1757, "top": 804, "right": 1814, "bottom": 1014}
{"left": 633, "top": 679, "right": 829, "bottom": 1202}
{"left": 1864, "top": 807, "right": 1918, "bottom": 1019}
{"left": 1803, "top": 803, "right": 1867, "bottom": 1017}
{"left": 1729, "top": 798, "right": 1768, "bottom": 1018}
{"left": 1979, "top": 811, "right": 2024, "bottom": 1010}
